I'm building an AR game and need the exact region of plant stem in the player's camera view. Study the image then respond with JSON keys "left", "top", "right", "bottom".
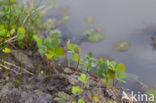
{"left": 65, "top": 41, "right": 68, "bottom": 67}
{"left": 112, "top": 78, "right": 115, "bottom": 86}
{"left": 53, "top": 60, "right": 56, "bottom": 73}
{"left": 48, "top": 61, "right": 51, "bottom": 77}
{"left": 75, "top": 54, "right": 80, "bottom": 72}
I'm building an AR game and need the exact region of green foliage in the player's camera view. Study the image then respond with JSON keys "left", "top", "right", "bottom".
{"left": 84, "top": 17, "right": 95, "bottom": 24}
{"left": 72, "top": 86, "right": 83, "bottom": 96}
{"left": 2, "top": 48, "right": 11, "bottom": 53}
{"left": 78, "top": 99, "right": 85, "bottom": 103}
{"left": 13, "top": 79, "right": 21, "bottom": 87}
{"left": 97, "top": 59, "right": 126, "bottom": 86}
{"left": 67, "top": 43, "right": 79, "bottom": 54}
{"left": 113, "top": 41, "right": 130, "bottom": 52}
{"left": 80, "top": 52, "right": 97, "bottom": 72}
{"left": 54, "top": 92, "right": 71, "bottom": 103}
{"left": 67, "top": 43, "right": 83, "bottom": 71}
{"left": 34, "top": 32, "right": 64, "bottom": 61}
{"left": 0, "top": 0, "right": 57, "bottom": 49}
{"left": 78, "top": 74, "right": 90, "bottom": 88}
{"left": 83, "top": 29, "right": 104, "bottom": 42}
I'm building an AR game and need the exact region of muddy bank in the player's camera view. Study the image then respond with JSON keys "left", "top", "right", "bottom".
{"left": 0, "top": 50, "right": 135, "bottom": 103}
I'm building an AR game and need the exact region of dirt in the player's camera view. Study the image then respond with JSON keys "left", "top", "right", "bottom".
{"left": 0, "top": 50, "right": 126, "bottom": 103}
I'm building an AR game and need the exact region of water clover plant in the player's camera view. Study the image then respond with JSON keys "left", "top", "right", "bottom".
{"left": 97, "top": 59, "right": 126, "bottom": 86}
{"left": 80, "top": 52, "right": 97, "bottom": 73}
{"left": 78, "top": 73, "right": 90, "bottom": 88}
{"left": 54, "top": 92, "right": 71, "bottom": 103}
{"left": 67, "top": 42, "right": 83, "bottom": 72}
{"left": 82, "top": 29, "right": 104, "bottom": 42}
{"left": 72, "top": 86, "right": 83, "bottom": 96}
{"left": 33, "top": 32, "right": 64, "bottom": 75}
{"left": 78, "top": 99, "right": 85, "bottom": 103}
{"left": 2, "top": 48, "right": 11, "bottom": 53}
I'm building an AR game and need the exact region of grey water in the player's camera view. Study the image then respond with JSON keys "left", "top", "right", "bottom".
{"left": 48, "top": 0, "right": 156, "bottom": 90}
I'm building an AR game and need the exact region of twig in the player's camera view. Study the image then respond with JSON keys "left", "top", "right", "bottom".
{"left": 0, "top": 64, "right": 20, "bottom": 75}
{"left": 0, "top": 59, "right": 33, "bottom": 75}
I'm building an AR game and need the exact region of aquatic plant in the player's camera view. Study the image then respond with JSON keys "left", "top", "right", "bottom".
{"left": 82, "top": 29, "right": 104, "bottom": 42}
{"left": 97, "top": 59, "right": 126, "bottom": 86}
{"left": 33, "top": 32, "right": 64, "bottom": 75}
{"left": 84, "top": 17, "right": 95, "bottom": 24}
{"left": 113, "top": 41, "right": 130, "bottom": 52}
{"left": 2, "top": 48, "right": 11, "bottom": 53}
{"left": 67, "top": 42, "right": 83, "bottom": 72}
{"left": 55, "top": 86, "right": 85, "bottom": 103}
{"left": 80, "top": 52, "right": 97, "bottom": 72}
{"left": 77, "top": 99, "right": 85, "bottom": 103}
{"left": 54, "top": 92, "right": 71, "bottom": 103}
{"left": 72, "top": 86, "right": 83, "bottom": 96}
{"left": 78, "top": 73, "right": 90, "bottom": 88}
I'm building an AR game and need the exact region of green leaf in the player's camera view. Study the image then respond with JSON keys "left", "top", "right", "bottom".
{"left": 17, "top": 33, "right": 25, "bottom": 41}
{"left": 97, "top": 62, "right": 107, "bottom": 78}
{"left": 38, "top": 44, "right": 47, "bottom": 54}
{"left": 72, "top": 54, "right": 79, "bottom": 62}
{"left": 67, "top": 43, "right": 78, "bottom": 53}
{"left": 82, "top": 29, "right": 94, "bottom": 36}
{"left": 18, "top": 27, "right": 25, "bottom": 35}
{"left": 0, "top": 28, "right": 7, "bottom": 37}
{"left": 82, "top": 29, "right": 104, "bottom": 42}
{"left": 51, "top": 38, "right": 59, "bottom": 48}
{"left": 33, "top": 35, "right": 42, "bottom": 45}
{"left": 72, "top": 86, "right": 83, "bottom": 96}
{"left": 3, "top": 48, "right": 11, "bottom": 53}
{"left": 116, "top": 63, "right": 126, "bottom": 73}
{"left": 88, "top": 33, "right": 104, "bottom": 42}
{"left": 78, "top": 99, "right": 85, "bottom": 103}
{"left": 110, "top": 61, "right": 117, "bottom": 70}
{"left": 84, "top": 17, "right": 95, "bottom": 23}
{"left": 115, "top": 73, "right": 126, "bottom": 80}
{"left": 74, "top": 46, "right": 81, "bottom": 54}
{"left": 17, "top": 27, "right": 25, "bottom": 41}
{"left": 50, "top": 29, "right": 62, "bottom": 38}
{"left": 44, "top": 38, "right": 59, "bottom": 49}
{"left": 55, "top": 46, "right": 65, "bottom": 56}
{"left": 106, "top": 69, "right": 115, "bottom": 79}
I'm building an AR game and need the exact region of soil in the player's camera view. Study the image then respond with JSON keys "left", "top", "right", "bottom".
{"left": 0, "top": 50, "right": 129, "bottom": 103}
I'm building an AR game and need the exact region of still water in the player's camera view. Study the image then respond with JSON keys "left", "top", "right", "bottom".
{"left": 48, "top": 0, "right": 156, "bottom": 90}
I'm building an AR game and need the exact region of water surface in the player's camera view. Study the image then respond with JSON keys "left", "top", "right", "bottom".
{"left": 49, "top": 0, "right": 156, "bottom": 89}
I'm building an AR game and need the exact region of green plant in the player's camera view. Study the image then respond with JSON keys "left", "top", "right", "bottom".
{"left": 0, "top": 0, "right": 57, "bottom": 49}
{"left": 33, "top": 32, "right": 64, "bottom": 75}
{"left": 54, "top": 92, "right": 71, "bottom": 103}
{"left": 67, "top": 42, "right": 83, "bottom": 72}
{"left": 78, "top": 73, "right": 90, "bottom": 88}
{"left": 82, "top": 29, "right": 104, "bottom": 42}
{"left": 108, "top": 101, "right": 116, "bottom": 103}
{"left": 80, "top": 52, "right": 97, "bottom": 72}
{"left": 72, "top": 86, "right": 83, "bottom": 96}
{"left": 55, "top": 86, "right": 85, "bottom": 103}
{"left": 2, "top": 47, "right": 11, "bottom": 53}
{"left": 97, "top": 59, "right": 126, "bottom": 86}
{"left": 78, "top": 99, "right": 85, "bottom": 103}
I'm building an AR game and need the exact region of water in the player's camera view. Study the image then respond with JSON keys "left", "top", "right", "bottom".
{"left": 48, "top": 0, "right": 156, "bottom": 89}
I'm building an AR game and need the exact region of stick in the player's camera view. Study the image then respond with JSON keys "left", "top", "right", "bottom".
{"left": 0, "top": 59, "right": 33, "bottom": 75}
